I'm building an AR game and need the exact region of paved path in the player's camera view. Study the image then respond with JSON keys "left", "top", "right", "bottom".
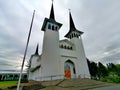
{"left": 90, "top": 85, "right": 120, "bottom": 90}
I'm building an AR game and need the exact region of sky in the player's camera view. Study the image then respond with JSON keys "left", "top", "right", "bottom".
{"left": 0, "top": 0, "right": 120, "bottom": 71}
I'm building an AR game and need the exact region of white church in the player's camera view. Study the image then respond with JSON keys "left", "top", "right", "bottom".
{"left": 28, "top": 2, "right": 90, "bottom": 81}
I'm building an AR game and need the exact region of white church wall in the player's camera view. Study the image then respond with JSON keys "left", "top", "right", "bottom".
{"left": 70, "top": 37, "right": 90, "bottom": 78}
{"left": 60, "top": 48, "right": 76, "bottom": 57}
{"left": 30, "top": 55, "right": 40, "bottom": 68}
{"left": 40, "top": 28, "right": 62, "bottom": 80}
{"left": 28, "top": 55, "right": 40, "bottom": 80}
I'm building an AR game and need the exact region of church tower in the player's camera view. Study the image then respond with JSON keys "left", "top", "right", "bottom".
{"left": 40, "top": 2, "right": 62, "bottom": 80}
{"left": 28, "top": 44, "right": 40, "bottom": 80}
{"left": 64, "top": 11, "right": 90, "bottom": 78}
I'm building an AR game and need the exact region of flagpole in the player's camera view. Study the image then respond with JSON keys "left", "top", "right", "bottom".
{"left": 17, "top": 10, "right": 35, "bottom": 90}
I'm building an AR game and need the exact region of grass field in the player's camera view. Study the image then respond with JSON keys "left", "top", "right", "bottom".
{"left": 0, "top": 81, "right": 18, "bottom": 89}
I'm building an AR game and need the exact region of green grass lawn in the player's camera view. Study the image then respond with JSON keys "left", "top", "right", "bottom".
{"left": 0, "top": 81, "right": 18, "bottom": 89}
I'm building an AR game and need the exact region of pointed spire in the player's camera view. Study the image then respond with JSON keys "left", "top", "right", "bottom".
{"left": 35, "top": 44, "right": 39, "bottom": 55}
{"left": 64, "top": 10, "right": 83, "bottom": 38}
{"left": 69, "top": 9, "right": 76, "bottom": 30}
{"left": 49, "top": 1, "right": 55, "bottom": 20}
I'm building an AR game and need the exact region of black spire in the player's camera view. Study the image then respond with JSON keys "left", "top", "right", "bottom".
{"left": 49, "top": 2, "right": 55, "bottom": 20}
{"left": 64, "top": 10, "right": 83, "bottom": 38}
{"left": 41, "top": 1, "right": 62, "bottom": 31}
{"left": 35, "top": 44, "right": 39, "bottom": 55}
{"left": 69, "top": 11, "right": 76, "bottom": 30}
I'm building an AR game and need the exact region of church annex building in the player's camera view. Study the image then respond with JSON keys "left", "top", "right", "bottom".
{"left": 28, "top": 2, "right": 90, "bottom": 81}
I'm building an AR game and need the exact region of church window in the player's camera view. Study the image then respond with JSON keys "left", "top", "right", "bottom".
{"left": 70, "top": 47, "right": 72, "bottom": 50}
{"left": 48, "top": 24, "right": 51, "bottom": 29}
{"left": 64, "top": 64, "right": 70, "bottom": 69}
{"left": 52, "top": 25, "right": 54, "bottom": 30}
{"left": 55, "top": 26, "right": 58, "bottom": 31}
{"left": 69, "top": 35, "right": 71, "bottom": 39}
{"left": 74, "top": 33, "right": 76, "bottom": 37}
{"left": 73, "top": 66, "right": 76, "bottom": 74}
{"left": 64, "top": 45, "right": 66, "bottom": 49}
{"left": 76, "top": 34, "right": 78, "bottom": 38}
{"left": 70, "top": 35, "right": 72, "bottom": 39}
{"left": 61, "top": 44, "right": 63, "bottom": 48}
{"left": 67, "top": 46, "right": 70, "bottom": 49}
{"left": 72, "top": 34, "right": 74, "bottom": 38}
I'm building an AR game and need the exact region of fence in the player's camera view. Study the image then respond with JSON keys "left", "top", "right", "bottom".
{"left": 0, "top": 73, "right": 28, "bottom": 81}
{"left": 35, "top": 74, "right": 90, "bottom": 81}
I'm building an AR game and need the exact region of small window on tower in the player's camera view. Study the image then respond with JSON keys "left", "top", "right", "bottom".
{"left": 52, "top": 25, "right": 54, "bottom": 30}
{"left": 74, "top": 33, "right": 76, "bottom": 37}
{"left": 55, "top": 26, "right": 58, "bottom": 31}
{"left": 70, "top": 47, "right": 72, "bottom": 50}
{"left": 48, "top": 24, "right": 51, "bottom": 29}
{"left": 70, "top": 35, "right": 71, "bottom": 39}
{"left": 64, "top": 45, "right": 66, "bottom": 49}
{"left": 72, "top": 34, "right": 74, "bottom": 38}
{"left": 67, "top": 46, "right": 70, "bottom": 49}
{"left": 76, "top": 34, "right": 79, "bottom": 38}
{"left": 61, "top": 44, "right": 63, "bottom": 48}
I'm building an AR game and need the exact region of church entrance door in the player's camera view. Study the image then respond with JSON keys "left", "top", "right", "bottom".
{"left": 64, "top": 60, "right": 76, "bottom": 78}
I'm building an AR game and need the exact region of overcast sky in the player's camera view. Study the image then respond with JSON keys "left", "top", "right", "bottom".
{"left": 0, "top": 0, "right": 120, "bottom": 71}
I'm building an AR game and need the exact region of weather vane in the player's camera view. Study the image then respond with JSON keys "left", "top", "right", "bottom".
{"left": 52, "top": 0, "right": 54, "bottom": 3}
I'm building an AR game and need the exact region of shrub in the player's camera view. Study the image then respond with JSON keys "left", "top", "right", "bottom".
{"left": 103, "top": 76, "right": 120, "bottom": 83}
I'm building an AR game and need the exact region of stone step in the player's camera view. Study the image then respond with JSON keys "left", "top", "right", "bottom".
{"left": 22, "top": 78, "right": 112, "bottom": 90}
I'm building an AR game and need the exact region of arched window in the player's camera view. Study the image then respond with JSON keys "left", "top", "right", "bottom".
{"left": 70, "top": 47, "right": 72, "bottom": 50}
{"left": 67, "top": 46, "right": 70, "bottom": 49}
{"left": 72, "top": 34, "right": 74, "bottom": 38}
{"left": 64, "top": 45, "right": 66, "bottom": 49}
{"left": 52, "top": 25, "right": 54, "bottom": 30}
{"left": 76, "top": 34, "right": 78, "bottom": 38}
{"left": 74, "top": 33, "right": 76, "bottom": 37}
{"left": 61, "top": 44, "right": 63, "bottom": 48}
{"left": 70, "top": 35, "right": 72, "bottom": 39}
{"left": 64, "top": 64, "right": 70, "bottom": 69}
{"left": 48, "top": 24, "right": 51, "bottom": 29}
{"left": 55, "top": 26, "right": 58, "bottom": 31}
{"left": 73, "top": 66, "right": 76, "bottom": 74}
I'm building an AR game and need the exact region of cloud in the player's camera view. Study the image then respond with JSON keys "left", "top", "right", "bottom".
{"left": 0, "top": 0, "right": 120, "bottom": 71}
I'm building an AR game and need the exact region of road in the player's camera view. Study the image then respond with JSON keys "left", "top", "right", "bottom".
{"left": 90, "top": 85, "right": 120, "bottom": 90}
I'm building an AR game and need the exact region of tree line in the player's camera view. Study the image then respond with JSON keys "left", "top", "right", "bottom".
{"left": 87, "top": 58, "right": 120, "bottom": 81}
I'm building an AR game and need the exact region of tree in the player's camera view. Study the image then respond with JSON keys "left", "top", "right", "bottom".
{"left": 25, "top": 60, "right": 31, "bottom": 75}
{"left": 87, "top": 58, "right": 98, "bottom": 79}
{"left": 116, "top": 64, "right": 120, "bottom": 76}
{"left": 107, "top": 63, "right": 117, "bottom": 76}
{"left": 98, "top": 62, "right": 108, "bottom": 78}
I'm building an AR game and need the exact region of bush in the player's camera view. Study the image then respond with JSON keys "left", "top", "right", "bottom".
{"left": 101, "top": 76, "right": 120, "bottom": 83}
{"left": 108, "top": 76, "right": 120, "bottom": 83}
{"left": 100, "top": 77, "right": 107, "bottom": 82}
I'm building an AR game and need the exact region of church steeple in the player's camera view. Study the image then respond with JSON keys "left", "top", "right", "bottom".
{"left": 49, "top": 3, "right": 55, "bottom": 20}
{"left": 65, "top": 10, "right": 83, "bottom": 39}
{"left": 35, "top": 44, "right": 39, "bottom": 55}
{"left": 41, "top": 1, "right": 62, "bottom": 31}
{"left": 69, "top": 11, "right": 76, "bottom": 30}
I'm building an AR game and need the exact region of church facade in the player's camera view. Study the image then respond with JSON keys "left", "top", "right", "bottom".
{"left": 28, "top": 3, "right": 90, "bottom": 81}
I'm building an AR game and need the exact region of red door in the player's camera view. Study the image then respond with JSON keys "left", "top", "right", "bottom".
{"left": 65, "top": 69, "right": 71, "bottom": 78}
